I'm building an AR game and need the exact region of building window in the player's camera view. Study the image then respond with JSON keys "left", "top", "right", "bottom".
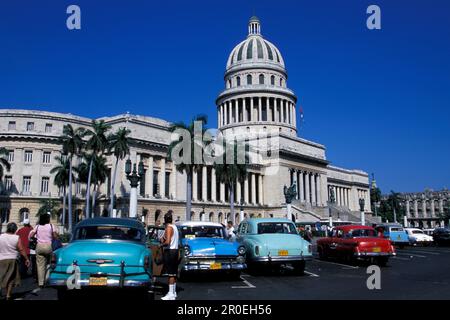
{"left": 42, "top": 151, "right": 51, "bottom": 164}
{"left": 8, "top": 121, "right": 16, "bottom": 130}
{"left": 280, "top": 78, "right": 283, "bottom": 86}
{"left": 0, "top": 208, "right": 10, "bottom": 223}
{"left": 271, "top": 75, "right": 275, "bottom": 85}
{"left": 24, "top": 150, "right": 33, "bottom": 163}
{"left": 22, "top": 176, "right": 31, "bottom": 193}
{"left": 236, "top": 76, "right": 241, "bottom": 86}
{"left": 19, "top": 208, "right": 29, "bottom": 223}
{"left": 7, "top": 150, "right": 14, "bottom": 162}
{"left": 247, "top": 74, "right": 252, "bottom": 85}
{"left": 4, "top": 176, "right": 13, "bottom": 191}
{"left": 41, "top": 177, "right": 49, "bottom": 194}
{"left": 228, "top": 79, "right": 232, "bottom": 88}
{"left": 259, "top": 74, "right": 264, "bottom": 84}
{"left": 26, "top": 122, "right": 34, "bottom": 131}
{"left": 165, "top": 172, "right": 170, "bottom": 198}
{"left": 45, "top": 123, "right": 52, "bottom": 133}
{"left": 153, "top": 170, "right": 159, "bottom": 196}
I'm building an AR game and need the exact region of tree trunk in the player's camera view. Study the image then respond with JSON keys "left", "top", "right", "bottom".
{"left": 62, "top": 186, "right": 66, "bottom": 232}
{"left": 186, "top": 171, "right": 192, "bottom": 221}
{"left": 109, "top": 157, "right": 119, "bottom": 216}
{"left": 230, "top": 183, "right": 235, "bottom": 225}
{"left": 68, "top": 160, "right": 73, "bottom": 234}
{"left": 91, "top": 185, "right": 97, "bottom": 217}
{"left": 85, "top": 157, "right": 94, "bottom": 219}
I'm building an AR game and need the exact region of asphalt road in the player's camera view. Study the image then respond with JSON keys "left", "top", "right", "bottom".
{"left": 12, "top": 245, "right": 450, "bottom": 300}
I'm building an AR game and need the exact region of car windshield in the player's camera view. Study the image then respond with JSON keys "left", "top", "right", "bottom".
{"left": 390, "top": 227, "right": 404, "bottom": 232}
{"left": 74, "top": 226, "right": 144, "bottom": 242}
{"left": 180, "top": 226, "right": 225, "bottom": 239}
{"left": 412, "top": 230, "right": 424, "bottom": 234}
{"left": 257, "top": 222, "right": 298, "bottom": 235}
{"left": 347, "top": 229, "right": 376, "bottom": 238}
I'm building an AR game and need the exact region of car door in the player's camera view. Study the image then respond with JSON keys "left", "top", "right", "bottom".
{"left": 326, "top": 228, "right": 341, "bottom": 257}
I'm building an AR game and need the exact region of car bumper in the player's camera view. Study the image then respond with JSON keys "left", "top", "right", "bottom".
{"left": 251, "top": 255, "right": 313, "bottom": 263}
{"left": 48, "top": 278, "right": 151, "bottom": 288}
{"left": 354, "top": 252, "right": 396, "bottom": 257}
{"left": 183, "top": 262, "right": 246, "bottom": 271}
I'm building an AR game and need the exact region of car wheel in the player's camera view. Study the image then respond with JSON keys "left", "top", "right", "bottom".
{"left": 292, "top": 261, "right": 305, "bottom": 275}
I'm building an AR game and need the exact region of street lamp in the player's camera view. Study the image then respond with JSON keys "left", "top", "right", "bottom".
{"left": 328, "top": 186, "right": 335, "bottom": 227}
{"left": 125, "top": 158, "right": 144, "bottom": 218}
{"left": 359, "top": 198, "right": 365, "bottom": 226}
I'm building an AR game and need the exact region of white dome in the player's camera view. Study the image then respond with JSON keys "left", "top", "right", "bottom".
{"left": 226, "top": 17, "right": 285, "bottom": 71}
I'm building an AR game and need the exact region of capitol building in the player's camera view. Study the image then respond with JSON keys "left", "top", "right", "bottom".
{"left": 0, "top": 17, "right": 372, "bottom": 230}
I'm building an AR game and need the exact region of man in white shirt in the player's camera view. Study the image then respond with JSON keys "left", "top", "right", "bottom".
{"left": 226, "top": 221, "right": 236, "bottom": 240}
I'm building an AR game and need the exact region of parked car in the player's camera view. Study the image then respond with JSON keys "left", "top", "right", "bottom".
{"left": 48, "top": 218, "right": 153, "bottom": 300}
{"left": 147, "top": 225, "right": 166, "bottom": 277}
{"left": 422, "top": 228, "right": 435, "bottom": 236}
{"left": 405, "top": 228, "right": 434, "bottom": 246}
{"left": 236, "top": 218, "right": 312, "bottom": 274}
{"left": 177, "top": 221, "right": 246, "bottom": 279}
{"left": 432, "top": 228, "right": 450, "bottom": 246}
{"left": 374, "top": 223, "right": 409, "bottom": 248}
{"left": 317, "top": 225, "right": 396, "bottom": 266}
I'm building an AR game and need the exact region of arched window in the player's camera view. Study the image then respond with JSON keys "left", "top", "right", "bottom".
{"left": 247, "top": 74, "right": 252, "bottom": 85}
{"left": 280, "top": 78, "right": 283, "bottom": 86}
{"left": 236, "top": 76, "right": 241, "bottom": 87}
{"left": 19, "top": 208, "right": 29, "bottom": 223}
{"left": 259, "top": 74, "right": 264, "bottom": 84}
{"left": 270, "top": 75, "right": 275, "bottom": 85}
{"left": 209, "top": 212, "right": 214, "bottom": 222}
{"left": 228, "top": 79, "right": 232, "bottom": 88}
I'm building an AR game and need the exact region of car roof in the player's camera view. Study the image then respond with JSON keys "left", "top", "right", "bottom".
{"left": 244, "top": 218, "right": 295, "bottom": 225}
{"left": 375, "top": 223, "right": 403, "bottom": 227}
{"left": 335, "top": 225, "right": 374, "bottom": 232}
{"left": 176, "top": 221, "right": 224, "bottom": 228}
{"left": 74, "top": 217, "right": 145, "bottom": 230}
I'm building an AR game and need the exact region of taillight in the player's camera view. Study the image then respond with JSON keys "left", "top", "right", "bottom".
{"left": 144, "top": 256, "right": 150, "bottom": 270}
{"left": 50, "top": 253, "right": 57, "bottom": 269}
{"left": 390, "top": 245, "right": 395, "bottom": 253}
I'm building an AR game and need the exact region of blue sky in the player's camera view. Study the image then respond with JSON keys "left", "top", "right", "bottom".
{"left": 1, "top": 0, "right": 449, "bottom": 193}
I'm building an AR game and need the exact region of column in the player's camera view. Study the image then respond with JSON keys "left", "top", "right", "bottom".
{"left": 243, "top": 98, "right": 247, "bottom": 122}
{"left": 337, "top": 187, "right": 341, "bottom": 206}
{"left": 220, "top": 182, "right": 225, "bottom": 202}
{"left": 431, "top": 199, "right": 435, "bottom": 217}
{"left": 236, "top": 178, "right": 241, "bottom": 204}
{"left": 258, "top": 174, "right": 263, "bottom": 205}
{"left": 234, "top": 99, "right": 239, "bottom": 123}
{"left": 244, "top": 174, "right": 249, "bottom": 204}
{"left": 281, "top": 100, "right": 285, "bottom": 123}
{"left": 258, "top": 97, "right": 262, "bottom": 121}
{"left": 211, "top": 168, "right": 216, "bottom": 202}
{"left": 250, "top": 97, "right": 254, "bottom": 122}
{"left": 316, "top": 174, "right": 321, "bottom": 206}
{"left": 311, "top": 174, "right": 316, "bottom": 205}
{"left": 422, "top": 198, "right": 427, "bottom": 218}
{"left": 305, "top": 172, "right": 310, "bottom": 203}
{"left": 293, "top": 103, "right": 296, "bottom": 127}
{"left": 251, "top": 173, "right": 257, "bottom": 204}
{"left": 299, "top": 171, "right": 304, "bottom": 202}
{"left": 274, "top": 99, "right": 279, "bottom": 122}
{"left": 223, "top": 103, "right": 228, "bottom": 125}
{"left": 146, "top": 156, "right": 153, "bottom": 197}
{"left": 170, "top": 162, "right": 176, "bottom": 199}
{"left": 406, "top": 199, "right": 411, "bottom": 218}
{"left": 192, "top": 170, "right": 198, "bottom": 201}
{"left": 288, "top": 102, "right": 292, "bottom": 124}
{"left": 217, "top": 106, "right": 221, "bottom": 128}
{"left": 228, "top": 101, "right": 233, "bottom": 124}
{"left": 202, "top": 166, "right": 207, "bottom": 201}
{"left": 160, "top": 158, "right": 166, "bottom": 198}
{"left": 414, "top": 199, "right": 419, "bottom": 217}
{"left": 439, "top": 198, "right": 444, "bottom": 214}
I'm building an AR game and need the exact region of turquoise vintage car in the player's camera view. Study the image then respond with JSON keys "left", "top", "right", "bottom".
{"left": 177, "top": 221, "right": 246, "bottom": 279}
{"left": 236, "top": 218, "right": 312, "bottom": 274}
{"left": 48, "top": 218, "right": 153, "bottom": 299}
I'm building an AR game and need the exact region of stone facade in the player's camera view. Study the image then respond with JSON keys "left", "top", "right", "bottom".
{"left": 0, "top": 17, "right": 371, "bottom": 232}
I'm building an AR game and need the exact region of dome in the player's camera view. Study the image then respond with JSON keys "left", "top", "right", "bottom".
{"left": 226, "top": 17, "right": 285, "bottom": 71}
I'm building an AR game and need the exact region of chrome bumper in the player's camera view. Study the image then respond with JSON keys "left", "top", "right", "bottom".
{"left": 354, "top": 252, "right": 396, "bottom": 257}
{"left": 251, "top": 255, "right": 313, "bottom": 263}
{"left": 48, "top": 278, "right": 151, "bottom": 288}
{"left": 183, "top": 261, "right": 246, "bottom": 271}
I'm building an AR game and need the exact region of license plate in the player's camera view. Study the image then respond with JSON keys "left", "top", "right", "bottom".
{"left": 89, "top": 277, "right": 107, "bottom": 286}
{"left": 278, "top": 250, "right": 288, "bottom": 256}
{"left": 397, "top": 235, "right": 401, "bottom": 239}
{"left": 372, "top": 247, "right": 381, "bottom": 253}
{"left": 210, "top": 262, "right": 222, "bottom": 270}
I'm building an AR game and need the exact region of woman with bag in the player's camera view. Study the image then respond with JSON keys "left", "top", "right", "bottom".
{"left": 28, "top": 213, "right": 59, "bottom": 288}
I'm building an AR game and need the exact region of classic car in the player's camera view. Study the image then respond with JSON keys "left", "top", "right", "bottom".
{"left": 146, "top": 225, "right": 166, "bottom": 277}
{"left": 432, "top": 228, "right": 450, "bottom": 246}
{"left": 48, "top": 218, "right": 153, "bottom": 300}
{"left": 177, "top": 221, "right": 246, "bottom": 278}
{"left": 405, "top": 228, "right": 434, "bottom": 246}
{"left": 236, "top": 218, "right": 312, "bottom": 274}
{"left": 316, "top": 225, "right": 396, "bottom": 266}
{"left": 374, "top": 223, "right": 409, "bottom": 248}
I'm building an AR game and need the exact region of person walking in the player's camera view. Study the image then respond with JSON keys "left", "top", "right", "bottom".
{"left": 160, "top": 210, "right": 179, "bottom": 300}
{"left": 0, "top": 222, "right": 30, "bottom": 300}
{"left": 28, "top": 214, "right": 58, "bottom": 289}
{"left": 226, "top": 221, "right": 236, "bottom": 240}
{"left": 16, "top": 219, "right": 33, "bottom": 278}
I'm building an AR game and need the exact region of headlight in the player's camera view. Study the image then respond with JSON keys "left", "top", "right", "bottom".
{"left": 184, "top": 245, "right": 191, "bottom": 256}
{"left": 238, "top": 246, "right": 246, "bottom": 256}
{"left": 144, "top": 255, "right": 150, "bottom": 270}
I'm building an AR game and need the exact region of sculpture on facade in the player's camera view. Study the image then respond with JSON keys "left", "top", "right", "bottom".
{"left": 283, "top": 183, "right": 297, "bottom": 204}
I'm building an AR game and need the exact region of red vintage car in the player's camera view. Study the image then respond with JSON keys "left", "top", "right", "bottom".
{"left": 316, "top": 225, "right": 396, "bottom": 266}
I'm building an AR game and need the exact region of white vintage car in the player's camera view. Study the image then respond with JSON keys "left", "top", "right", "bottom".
{"left": 405, "top": 228, "right": 434, "bottom": 246}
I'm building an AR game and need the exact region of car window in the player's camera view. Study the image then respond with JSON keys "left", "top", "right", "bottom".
{"left": 412, "top": 230, "right": 424, "bottom": 234}
{"left": 180, "top": 225, "right": 226, "bottom": 239}
{"left": 348, "top": 229, "right": 376, "bottom": 238}
{"left": 390, "top": 227, "right": 404, "bottom": 232}
{"left": 74, "top": 226, "right": 144, "bottom": 241}
{"left": 239, "top": 223, "right": 248, "bottom": 234}
{"left": 257, "top": 222, "right": 298, "bottom": 235}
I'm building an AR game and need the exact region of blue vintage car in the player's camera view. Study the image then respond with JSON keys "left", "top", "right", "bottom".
{"left": 48, "top": 218, "right": 153, "bottom": 299}
{"left": 236, "top": 218, "right": 312, "bottom": 274}
{"left": 177, "top": 221, "right": 246, "bottom": 278}
{"left": 374, "top": 223, "right": 409, "bottom": 248}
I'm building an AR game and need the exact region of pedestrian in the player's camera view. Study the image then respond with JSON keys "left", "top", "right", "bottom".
{"left": 155, "top": 219, "right": 165, "bottom": 240}
{"left": 16, "top": 219, "right": 33, "bottom": 278}
{"left": 0, "top": 222, "right": 30, "bottom": 300}
{"left": 28, "top": 213, "right": 58, "bottom": 289}
{"left": 160, "top": 210, "right": 179, "bottom": 300}
{"left": 226, "top": 221, "right": 236, "bottom": 240}
{"left": 304, "top": 227, "right": 313, "bottom": 242}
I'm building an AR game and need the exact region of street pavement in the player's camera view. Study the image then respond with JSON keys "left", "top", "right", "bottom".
{"left": 11, "top": 245, "right": 450, "bottom": 300}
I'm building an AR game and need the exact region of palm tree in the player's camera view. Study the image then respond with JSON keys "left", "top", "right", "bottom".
{"left": 50, "top": 155, "right": 75, "bottom": 230}
{"left": 214, "top": 139, "right": 247, "bottom": 225}
{"left": 0, "top": 147, "right": 11, "bottom": 183}
{"left": 108, "top": 127, "right": 131, "bottom": 216}
{"left": 36, "top": 198, "right": 59, "bottom": 218}
{"left": 83, "top": 120, "right": 111, "bottom": 218}
{"left": 58, "top": 124, "right": 87, "bottom": 233}
{"left": 168, "top": 115, "right": 208, "bottom": 221}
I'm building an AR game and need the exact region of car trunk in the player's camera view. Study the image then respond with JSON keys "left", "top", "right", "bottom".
{"left": 356, "top": 238, "right": 393, "bottom": 254}
{"left": 260, "top": 234, "right": 303, "bottom": 256}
